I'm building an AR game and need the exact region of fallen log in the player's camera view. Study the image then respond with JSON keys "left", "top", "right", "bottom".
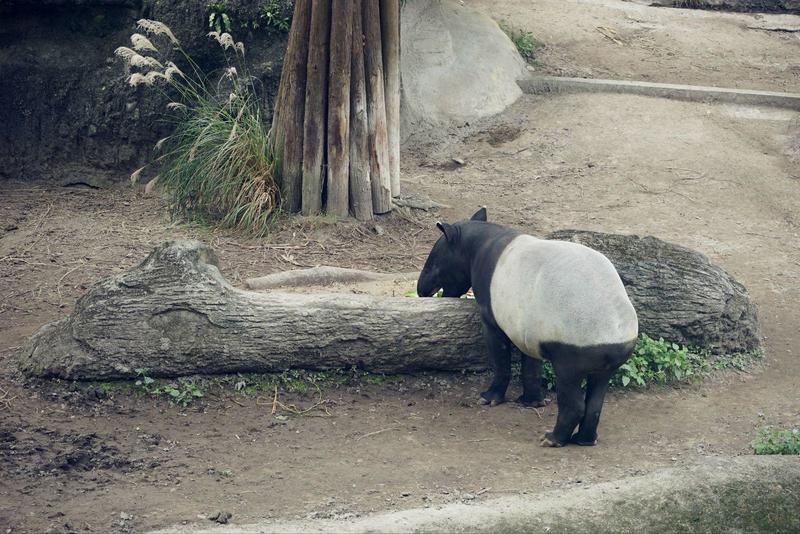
{"left": 18, "top": 241, "right": 484, "bottom": 380}
{"left": 18, "top": 232, "right": 761, "bottom": 381}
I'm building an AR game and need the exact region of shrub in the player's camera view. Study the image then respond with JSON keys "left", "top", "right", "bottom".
{"left": 116, "top": 20, "right": 278, "bottom": 236}
{"left": 752, "top": 428, "right": 800, "bottom": 455}
{"left": 499, "top": 21, "right": 543, "bottom": 61}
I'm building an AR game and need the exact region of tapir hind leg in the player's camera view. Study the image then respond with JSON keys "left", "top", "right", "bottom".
{"left": 479, "top": 321, "right": 512, "bottom": 406}
{"left": 541, "top": 369, "right": 584, "bottom": 447}
{"left": 517, "top": 354, "right": 547, "bottom": 407}
{"left": 570, "top": 370, "right": 614, "bottom": 446}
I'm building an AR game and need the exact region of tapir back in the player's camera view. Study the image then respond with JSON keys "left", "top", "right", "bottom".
{"left": 489, "top": 236, "right": 638, "bottom": 358}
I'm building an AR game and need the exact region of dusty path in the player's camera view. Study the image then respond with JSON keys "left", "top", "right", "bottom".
{"left": 2, "top": 2, "right": 799, "bottom": 533}
{"left": 470, "top": 0, "right": 800, "bottom": 92}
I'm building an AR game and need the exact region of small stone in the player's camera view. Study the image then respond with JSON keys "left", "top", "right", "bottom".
{"left": 119, "top": 512, "right": 132, "bottom": 520}
{"left": 452, "top": 157, "right": 465, "bottom": 165}
{"left": 208, "top": 511, "right": 232, "bottom": 524}
{"left": 373, "top": 224, "right": 385, "bottom": 236}
{"left": 401, "top": 491, "right": 411, "bottom": 497}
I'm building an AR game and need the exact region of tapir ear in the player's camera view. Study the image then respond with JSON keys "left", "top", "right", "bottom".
{"left": 470, "top": 207, "right": 487, "bottom": 222}
{"left": 436, "top": 222, "right": 457, "bottom": 243}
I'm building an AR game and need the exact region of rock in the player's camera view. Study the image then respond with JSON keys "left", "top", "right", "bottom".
{"left": 547, "top": 230, "right": 760, "bottom": 355}
{"left": 400, "top": 0, "right": 527, "bottom": 141}
{"left": 208, "top": 511, "right": 232, "bottom": 524}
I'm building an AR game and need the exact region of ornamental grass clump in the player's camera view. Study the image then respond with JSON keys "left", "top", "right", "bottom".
{"left": 116, "top": 20, "right": 278, "bottom": 236}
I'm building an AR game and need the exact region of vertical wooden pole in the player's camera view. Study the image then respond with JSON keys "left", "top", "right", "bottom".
{"left": 380, "top": 0, "right": 401, "bottom": 198}
{"left": 348, "top": 0, "right": 373, "bottom": 221}
{"left": 326, "top": 0, "right": 353, "bottom": 218}
{"left": 362, "top": 0, "right": 392, "bottom": 214}
{"left": 271, "top": 0, "right": 312, "bottom": 213}
{"left": 301, "top": 0, "right": 332, "bottom": 215}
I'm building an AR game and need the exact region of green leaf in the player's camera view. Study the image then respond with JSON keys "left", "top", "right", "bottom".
{"left": 622, "top": 375, "right": 630, "bottom": 386}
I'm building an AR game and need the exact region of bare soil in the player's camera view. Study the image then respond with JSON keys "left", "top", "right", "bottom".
{"left": 2, "top": 2, "right": 800, "bottom": 533}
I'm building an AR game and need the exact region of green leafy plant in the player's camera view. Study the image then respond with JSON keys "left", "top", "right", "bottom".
{"left": 116, "top": 20, "right": 278, "bottom": 236}
{"left": 499, "top": 21, "right": 543, "bottom": 61}
{"left": 208, "top": 2, "right": 232, "bottom": 33}
{"left": 752, "top": 428, "right": 800, "bottom": 455}
{"left": 257, "top": 0, "right": 292, "bottom": 32}
{"left": 134, "top": 368, "right": 204, "bottom": 406}
{"left": 612, "top": 334, "right": 695, "bottom": 387}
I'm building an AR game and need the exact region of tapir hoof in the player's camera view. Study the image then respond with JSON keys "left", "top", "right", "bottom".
{"left": 540, "top": 433, "right": 566, "bottom": 448}
{"left": 516, "top": 395, "right": 549, "bottom": 408}
{"left": 570, "top": 434, "right": 598, "bottom": 446}
{"left": 479, "top": 391, "right": 506, "bottom": 407}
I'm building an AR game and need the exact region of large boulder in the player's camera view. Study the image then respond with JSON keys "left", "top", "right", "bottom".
{"left": 548, "top": 230, "right": 760, "bottom": 355}
{"left": 400, "top": 0, "right": 528, "bottom": 142}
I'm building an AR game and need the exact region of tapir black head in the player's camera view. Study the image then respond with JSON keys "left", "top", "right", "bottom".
{"left": 417, "top": 207, "right": 487, "bottom": 297}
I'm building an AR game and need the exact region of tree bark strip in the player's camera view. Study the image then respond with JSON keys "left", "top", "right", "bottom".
{"left": 301, "top": 0, "right": 332, "bottom": 215}
{"left": 362, "top": 0, "right": 393, "bottom": 214}
{"left": 348, "top": 0, "right": 374, "bottom": 221}
{"left": 325, "top": 0, "right": 353, "bottom": 218}
{"left": 271, "top": 0, "right": 312, "bottom": 213}
{"left": 380, "top": 0, "right": 401, "bottom": 198}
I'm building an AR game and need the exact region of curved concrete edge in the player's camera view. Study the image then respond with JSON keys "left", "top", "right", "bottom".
{"left": 521, "top": 75, "right": 800, "bottom": 110}
{"left": 154, "top": 456, "right": 800, "bottom": 533}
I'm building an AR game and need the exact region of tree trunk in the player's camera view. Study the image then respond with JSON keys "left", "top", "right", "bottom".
{"left": 17, "top": 241, "right": 484, "bottom": 380}
{"left": 362, "top": 0, "right": 393, "bottom": 214}
{"left": 271, "top": 0, "right": 312, "bottom": 213}
{"left": 348, "top": 0, "right": 374, "bottom": 221}
{"left": 301, "top": 0, "right": 332, "bottom": 215}
{"left": 272, "top": 1, "right": 399, "bottom": 217}
{"left": 325, "top": 0, "right": 353, "bottom": 218}
{"left": 380, "top": 0, "right": 401, "bottom": 198}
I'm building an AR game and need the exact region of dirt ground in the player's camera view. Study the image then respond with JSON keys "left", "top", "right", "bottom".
{"left": 2, "top": 2, "right": 800, "bottom": 533}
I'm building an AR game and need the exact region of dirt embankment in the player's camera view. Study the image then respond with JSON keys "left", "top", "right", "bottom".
{"left": 0, "top": 0, "right": 287, "bottom": 184}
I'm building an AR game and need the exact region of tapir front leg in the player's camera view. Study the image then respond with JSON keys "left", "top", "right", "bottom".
{"left": 479, "top": 321, "right": 512, "bottom": 406}
{"left": 517, "top": 354, "right": 547, "bottom": 408}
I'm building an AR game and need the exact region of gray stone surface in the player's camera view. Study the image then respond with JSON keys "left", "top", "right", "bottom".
{"left": 522, "top": 75, "right": 800, "bottom": 110}
{"left": 400, "top": 0, "right": 527, "bottom": 142}
{"left": 154, "top": 456, "right": 800, "bottom": 533}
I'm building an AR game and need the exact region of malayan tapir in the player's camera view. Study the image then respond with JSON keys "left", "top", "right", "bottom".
{"left": 417, "top": 208, "right": 638, "bottom": 447}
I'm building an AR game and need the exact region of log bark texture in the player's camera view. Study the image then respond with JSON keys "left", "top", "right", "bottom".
{"left": 18, "top": 241, "right": 484, "bottom": 380}
{"left": 548, "top": 230, "right": 760, "bottom": 355}
{"left": 19, "top": 232, "right": 760, "bottom": 380}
